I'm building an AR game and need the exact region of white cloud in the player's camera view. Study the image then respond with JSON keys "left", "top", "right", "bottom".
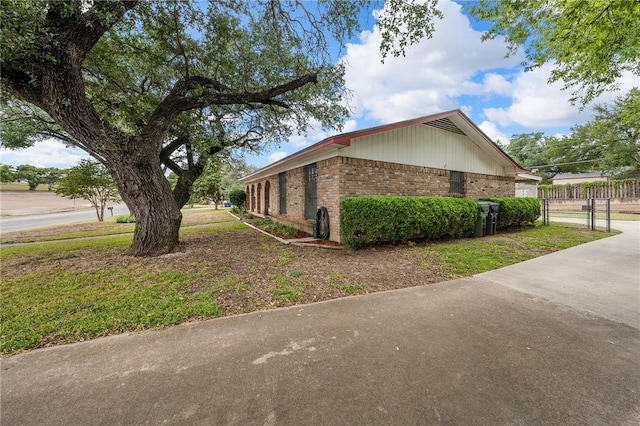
{"left": 342, "top": 119, "right": 359, "bottom": 133}
{"left": 482, "top": 73, "right": 512, "bottom": 96}
{"left": 483, "top": 64, "right": 584, "bottom": 128}
{"left": 267, "top": 151, "right": 288, "bottom": 163}
{"left": 0, "top": 139, "right": 90, "bottom": 168}
{"left": 478, "top": 121, "right": 510, "bottom": 144}
{"left": 483, "top": 66, "right": 639, "bottom": 129}
{"left": 342, "top": 0, "right": 521, "bottom": 124}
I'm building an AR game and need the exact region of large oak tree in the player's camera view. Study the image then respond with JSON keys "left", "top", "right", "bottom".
{"left": 0, "top": 0, "right": 441, "bottom": 256}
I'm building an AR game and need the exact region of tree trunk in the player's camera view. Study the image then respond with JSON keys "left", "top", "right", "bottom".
{"left": 106, "top": 153, "right": 182, "bottom": 256}
{"left": 99, "top": 204, "right": 105, "bottom": 222}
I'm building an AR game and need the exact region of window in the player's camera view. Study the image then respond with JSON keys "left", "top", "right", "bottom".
{"left": 304, "top": 163, "right": 317, "bottom": 220}
{"left": 279, "top": 172, "right": 287, "bottom": 214}
{"left": 450, "top": 171, "right": 465, "bottom": 195}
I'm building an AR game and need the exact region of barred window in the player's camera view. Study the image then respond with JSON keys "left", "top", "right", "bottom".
{"left": 450, "top": 171, "right": 465, "bottom": 195}
{"left": 278, "top": 172, "right": 286, "bottom": 214}
{"left": 304, "top": 163, "right": 317, "bottom": 220}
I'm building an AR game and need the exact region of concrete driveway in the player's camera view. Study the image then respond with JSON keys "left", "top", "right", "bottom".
{"left": 478, "top": 219, "right": 640, "bottom": 329}
{"left": 2, "top": 221, "right": 639, "bottom": 425}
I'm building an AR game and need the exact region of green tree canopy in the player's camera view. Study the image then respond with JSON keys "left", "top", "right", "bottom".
{"left": 547, "top": 87, "right": 640, "bottom": 177}
{"left": 503, "top": 132, "right": 549, "bottom": 169}
{"left": 0, "top": 165, "right": 15, "bottom": 184}
{"left": 56, "top": 160, "right": 120, "bottom": 221}
{"left": 0, "top": 0, "right": 440, "bottom": 256}
{"left": 191, "top": 162, "right": 224, "bottom": 209}
{"left": 14, "top": 164, "right": 45, "bottom": 190}
{"left": 42, "top": 167, "right": 65, "bottom": 192}
{"left": 504, "top": 133, "right": 563, "bottom": 182}
{"left": 466, "top": 0, "right": 640, "bottom": 105}
{"left": 219, "top": 159, "right": 257, "bottom": 200}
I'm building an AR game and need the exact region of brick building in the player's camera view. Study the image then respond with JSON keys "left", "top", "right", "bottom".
{"left": 240, "top": 109, "right": 525, "bottom": 243}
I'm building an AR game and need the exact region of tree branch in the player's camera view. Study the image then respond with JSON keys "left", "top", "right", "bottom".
{"left": 140, "top": 73, "right": 318, "bottom": 147}
{"left": 70, "top": 1, "right": 139, "bottom": 62}
{"left": 0, "top": 68, "right": 42, "bottom": 105}
{"left": 161, "top": 156, "right": 183, "bottom": 177}
{"left": 160, "top": 137, "right": 188, "bottom": 159}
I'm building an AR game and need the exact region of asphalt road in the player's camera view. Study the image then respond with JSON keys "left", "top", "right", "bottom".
{"left": 1, "top": 220, "right": 638, "bottom": 425}
{"left": 0, "top": 203, "right": 130, "bottom": 232}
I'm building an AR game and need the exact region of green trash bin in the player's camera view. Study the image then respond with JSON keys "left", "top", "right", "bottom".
{"left": 474, "top": 202, "right": 490, "bottom": 237}
{"left": 486, "top": 201, "right": 500, "bottom": 236}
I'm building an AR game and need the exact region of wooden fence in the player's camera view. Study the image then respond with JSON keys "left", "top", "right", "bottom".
{"left": 538, "top": 180, "right": 640, "bottom": 200}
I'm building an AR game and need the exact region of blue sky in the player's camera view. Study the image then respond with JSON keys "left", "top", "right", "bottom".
{"left": 1, "top": 0, "right": 635, "bottom": 169}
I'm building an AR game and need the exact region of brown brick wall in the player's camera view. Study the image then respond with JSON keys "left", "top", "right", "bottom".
{"left": 339, "top": 157, "right": 450, "bottom": 198}
{"left": 317, "top": 157, "right": 341, "bottom": 240}
{"left": 244, "top": 156, "right": 515, "bottom": 243}
{"left": 464, "top": 172, "right": 515, "bottom": 199}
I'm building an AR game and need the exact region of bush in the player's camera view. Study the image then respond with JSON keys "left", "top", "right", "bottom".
{"left": 479, "top": 197, "right": 540, "bottom": 229}
{"left": 229, "top": 189, "right": 246, "bottom": 210}
{"left": 115, "top": 215, "right": 136, "bottom": 223}
{"left": 341, "top": 196, "right": 477, "bottom": 249}
{"left": 254, "top": 219, "right": 297, "bottom": 237}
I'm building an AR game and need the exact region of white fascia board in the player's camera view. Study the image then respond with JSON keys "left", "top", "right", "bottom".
{"left": 240, "top": 146, "right": 342, "bottom": 182}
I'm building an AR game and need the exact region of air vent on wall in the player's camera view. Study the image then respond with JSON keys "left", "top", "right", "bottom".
{"left": 423, "top": 117, "right": 466, "bottom": 136}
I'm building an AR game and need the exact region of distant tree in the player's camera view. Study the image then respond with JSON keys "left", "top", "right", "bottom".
{"left": 503, "top": 133, "right": 558, "bottom": 182}
{"left": 14, "top": 165, "right": 44, "bottom": 190}
{"left": 504, "top": 133, "right": 549, "bottom": 169}
{"left": 220, "top": 159, "right": 257, "bottom": 200}
{"left": 545, "top": 88, "right": 640, "bottom": 178}
{"left": 42, "top": 167, "right": 65, "bottom": 191}
{"left": 466, "top": 1, "right": 640, "bottom": 105}
{"left": 0, "top": 164, "right": 15, "bottom": 184}
{"left": 191, "top": 163, "right": 224, "bottom": 209}
{"left": 56, "top": 160, "right": 120, "bottom": 222}
{"left": 228, "top": 189, "right": 246, "bottom": 210}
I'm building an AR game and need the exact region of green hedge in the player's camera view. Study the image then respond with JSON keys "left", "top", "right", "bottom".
{"left": 115, "top": 214, "right": 136, "bottom": 223}
{"left": 341, "top": 196, "right": 477, "bottom": 249}
{"left": 479, "top": 197, "right": 540, "bottom": 229}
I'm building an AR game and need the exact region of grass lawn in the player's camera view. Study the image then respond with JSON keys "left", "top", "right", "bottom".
{"left": 0, "top": 206, "right": 235, "bottom": 244}
{"left": 1, "top": 215, "right": 616, "bottom": 356}
{"left": 0, "top": 182, "right": 50, "bottom": 192}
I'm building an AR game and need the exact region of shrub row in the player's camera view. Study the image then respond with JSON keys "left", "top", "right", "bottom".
{"left": 115, "top": 214, "right": 136, "bottom": 223}
{"left": 341, "top": 196, "right": 477, "bottom": 249}
{"left": 479, "top": 197, "right": 540, "bottom": 229}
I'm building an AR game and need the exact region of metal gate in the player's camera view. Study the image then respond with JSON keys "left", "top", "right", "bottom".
{"left": 541, "top": 198, "right": 611, "bottom": 232}
{"left": 304, "top": 163, "right": 317, "bottom": 220}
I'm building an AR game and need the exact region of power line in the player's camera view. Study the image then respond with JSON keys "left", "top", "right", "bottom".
{"left": 528, "top": 159, "right": 598, "bottom": 169}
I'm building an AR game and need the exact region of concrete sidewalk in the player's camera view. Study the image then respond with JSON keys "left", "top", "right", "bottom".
{"left": 2, "top": 221, "right": 639, "bottom": 425}
{"left": 478, "top": 219, "right": 640, "bottom": 328}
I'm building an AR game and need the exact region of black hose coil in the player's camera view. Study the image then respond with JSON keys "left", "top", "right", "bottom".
{"left": 314, "top": 206, "right": 330, "bottom": 240}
